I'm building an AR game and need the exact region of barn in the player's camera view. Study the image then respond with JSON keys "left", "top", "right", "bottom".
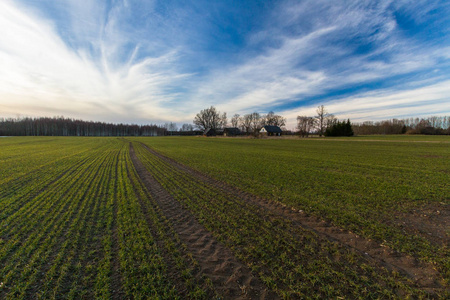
{"left": 260, "top": 125, "right": 282, "bottom": 136}
{"left": 203, "top": 128, "right": 216, "bottom": 136}
{"left": 224, "top": 127, "right": 241, "bottom": 136}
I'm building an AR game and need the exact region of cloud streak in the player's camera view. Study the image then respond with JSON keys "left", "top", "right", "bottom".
{"left": 186, "top": 0, "right": 450, "bottom": 127}
{"left": 281, "top": 79, "right": 450, "bottom": 127}
{"left": 1, "top": 0, "right": 449, "bottom": 127}
{"left": 0, "top": 0, "right": 191, "bottom": 123}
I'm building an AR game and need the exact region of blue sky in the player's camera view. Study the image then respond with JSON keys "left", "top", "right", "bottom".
{"left": 1, "top": 0, "right": 449, "bottom": 129}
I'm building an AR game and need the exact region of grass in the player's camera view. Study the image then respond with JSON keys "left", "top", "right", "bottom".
{"left": 133, "top": 141, "right": 427, "bottom": 298}
{"left": 0, "top": 137, "right": 210, "bottom": 299}
{"left": 0, "top": 136, "right": 448, "bottom": 298}
{"left": 135, "top": 136, "right": 449, "bottom": 284}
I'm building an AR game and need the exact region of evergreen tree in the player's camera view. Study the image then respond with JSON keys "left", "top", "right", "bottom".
{"left": 325, "top": 119, "right": 354, "bottom": 137}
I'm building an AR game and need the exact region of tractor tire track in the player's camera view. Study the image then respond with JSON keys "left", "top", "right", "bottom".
{"left": 129, "top": 144, "right": 276, "bottom": 300}
{"left": 140, "top": 143, "right": 444, "bottom": 291}
{"left": 125, "top": 154, "right": 190, "bottom": 298}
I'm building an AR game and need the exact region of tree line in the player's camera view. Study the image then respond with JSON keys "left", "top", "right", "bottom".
{"left": 352, "top": 116, "right": 450, "bottom": 135}
{"left": 296, "top": 105, "right": 354, "bottom": 137}
{"left": 297, "top": 106, "right": 450, "bottom": 136}
{"left": 2, "top": 110, "right": 448, "bottom": 137}
{"left": 0, "top": 117, "right": 167, "bottom": 136}
{"left": 193, "top": 106, "right": 286, "bottom": 135}
{"left": 193, "top": 105, "right": 355, "bottom": 137}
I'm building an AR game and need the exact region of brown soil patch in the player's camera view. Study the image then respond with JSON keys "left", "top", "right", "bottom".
{"left": 394, "top": 203, "right": 449, "bottom": 247}
{"left": 141, "top": 143, "right": 445, "bottom": 290}
{"left": 129, "top": 144, "right": 275, "bottom": 299}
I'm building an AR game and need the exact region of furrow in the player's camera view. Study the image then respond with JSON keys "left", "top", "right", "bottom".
{"left": 0, "top": 151, "right": 92, "bottom": 211}
{"left": 142, "top": 143, "right": 444, "bottom": 290}
{"left": 133, "top": 142, "right": 439, "bottom": 298}
{"left": 130, "top": 143, "right": 275, "bottom": 300}
{"left": 41, "top": 148, "right": 118, "bottom": 298}
{"left": 126, "top": 142, "right": 218, "bottom": 299}
{"left": 0, "top": 151, "right": 110, "bottom": 298}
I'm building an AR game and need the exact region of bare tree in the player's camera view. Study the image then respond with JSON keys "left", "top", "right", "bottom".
{"left": 231, "top": 114, "right": 240, "bottom": 128}
{"left": 164, "top": 122, "right": 178, "bottom": 133}
{"left": 250, "top": 112, "right": 261, "bottom": 134}
{"left": 169, "top": 122, "right": 178, "bottom": 131}
{"left": 325, "top": 114, "right": 336, "bottom": 128}
{"left": 316, "top": 105, "right": 329, "bottom": 137}
{"left": 429, "top": 116, "right": 439, "bottom": 128}
{"left": 180, "top": 124, "right": 194, "bottom": 131}
{"left": 193, "top": 106, "right": 223, "bottom": 131}
{"left": 242, "top": 114, "right": 252, "bottom": 134}
{"left": 265, "top": 111, "right": 286, "bottom": 127}
{"left": 297, "top": 116, "right": 315, "bottom": 137}
{"left": 220, "top": 112, "right": 228, "bottom": 128}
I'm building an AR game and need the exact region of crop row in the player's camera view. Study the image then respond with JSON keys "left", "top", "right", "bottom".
{"left": 132, "top": 142, "right": 430, "bottom": 298}
{"left": 0, "top": 138, "right": 119, "bottom": 221}
{"left": 0, "top": 138, "right": 213, "bottom": 299}
{"left": 125, "top": 143, "right": 217, "bottom": 299}
{"left": 0, "top": 141, "right": 114, "bottom": 298}
{"left": 137, "top": 136, "right": 449, "bottom": 284}
{"left": 0, "top": 137, "right": 104, "bottom": 185}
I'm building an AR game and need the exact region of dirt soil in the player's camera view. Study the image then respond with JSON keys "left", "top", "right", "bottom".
{"left": 139, "top": 143, "right": 446, "bottom": 291}
{"left": 130, "top": 144, "right": 277, "bottom": 299}
{"left": 393, "top": 203, "right": 449, "bottom": 247}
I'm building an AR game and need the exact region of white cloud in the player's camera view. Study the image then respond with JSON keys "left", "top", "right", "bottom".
{"left": 186, "top": 26, "right": 335, "bottom": 115}
{"left": 281, "top": 80, "right": 450, "bottom": 129}
{"left": 0, "top": 0, "right": 189, "bottom": 123}
{"left": 179, "top": 0, "right": 450, "bottom": 126}
{"left": 1, "top": 0, "right": 449, "bottom": 127}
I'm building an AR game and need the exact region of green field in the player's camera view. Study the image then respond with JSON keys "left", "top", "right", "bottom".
{"left": 0, "top": 136, "right": 448, "bottom": 299}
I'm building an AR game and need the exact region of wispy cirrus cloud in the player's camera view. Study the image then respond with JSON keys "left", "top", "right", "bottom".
{"left": 281, "top": 80, "right": 450, "bottom": 126}
{"left": 184, "top": 0, "right": 450, "bottom": 128}
{"left": 1, "top": 0, "right": 449, "bottom": 127}
{"left": 0, "top": 0, "right": 190, "bottom": 123}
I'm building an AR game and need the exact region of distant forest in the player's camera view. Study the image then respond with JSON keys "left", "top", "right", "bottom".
{"left": 0, "top": 117, "right": 168, "bottom": 136}
{"left": 352, "top": 116, "right": 450, "bottom": 135}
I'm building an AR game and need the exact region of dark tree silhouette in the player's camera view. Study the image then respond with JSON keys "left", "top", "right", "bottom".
{"left": 0, "top": 116, "right": 167, "bottom": 136}
{"left": 325, "top": 119, "right": 354, "bottom": 137}
{"left": 193, "top": 106, "right": 226, "bottom": 131}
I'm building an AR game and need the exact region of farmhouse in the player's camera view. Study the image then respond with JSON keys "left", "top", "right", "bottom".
{"left": 223, "top": 127, "right": 241, "bottom": 136}
{"left": 260, "top": 125, "right": 282, "bottom": 136}
{"left": 203, "top": 128, "right": 216, "bottom": 136}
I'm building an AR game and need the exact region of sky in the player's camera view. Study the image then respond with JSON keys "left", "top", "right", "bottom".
{"left": 1, "top": 0, "right": 450, "bottom": 129}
